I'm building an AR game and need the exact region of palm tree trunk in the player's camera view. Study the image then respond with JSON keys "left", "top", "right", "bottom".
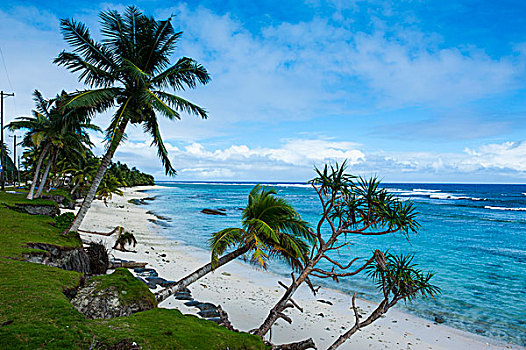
{"left": 27, "top": 143, "right": 51, "bottom": 200}
{"left": 35, "top": 149, "right": 56, "bottom": 199}
{"left": 65, "top": 120, "right": 128, "bottom": 235}
{"left": 155, "top": 244, "right": 252, "bottom": 303}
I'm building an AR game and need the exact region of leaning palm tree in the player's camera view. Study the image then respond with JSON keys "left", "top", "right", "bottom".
{"left": 54, "top": 6, "right": 210, "bottom": 234}
{"left": 156, "top": 185, "right": 312, "bottom": 303}
{"left": 9, "top": 91, "right": 101, "bottom": 199}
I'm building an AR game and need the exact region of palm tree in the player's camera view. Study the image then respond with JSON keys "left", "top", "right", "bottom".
{"left": 7, "top": 91, "right": 54, "bottom": 199}
{"left": 65, "top": 152, "right": 99, "bottom": 197}
{"left": 36, "top": 92, "right": 100, "bottom": 199}
{"left": 8, "top": 91, "right": 101, "bottom": 199}
{"left": 54, "top": 6, "right": 210, "bottom": 234}
{"left": 113, "top": 228, "right": 138, "bottom": 251}
{"left": 155, "top": 185, "right": 312, "bottom": 303}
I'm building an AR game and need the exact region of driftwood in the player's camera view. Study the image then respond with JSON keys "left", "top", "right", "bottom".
{"left": 271, "top": 338, "right": 316, "bottom": 350}
{"left": 217, "top": 305, "right": 237, "bottom": 331}
{"left": 109, "top": 261, "right": 147, "bottom": 269}
{"left": 78, "top": 226, "right": 123, "bottom": 237}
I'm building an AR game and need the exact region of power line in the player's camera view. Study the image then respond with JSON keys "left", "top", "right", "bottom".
{"left": 0, "top": 46, "right": 17, "bottom": 115}
{"left": 1, "top": 91, "right": 15, "bottom": 190}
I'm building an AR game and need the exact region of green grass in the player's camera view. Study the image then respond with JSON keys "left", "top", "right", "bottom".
{"left": 90, "top": 268, "right": 157, "bottom": 308}
{"left": 0, "top": 199, "right": 80, "bottom": 258}
{"left": 91, "top": 309, "right": 265, "bottom": 350}
{"left": 0, "top": 192, "right": 268, "bottom": 349}
{"left": 0, "top": 190, "right": 58, "bottom": 208}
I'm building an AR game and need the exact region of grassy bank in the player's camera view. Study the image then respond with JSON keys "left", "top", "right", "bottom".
{"left": 0, "top": 191, "right": 268, "bottom": 349}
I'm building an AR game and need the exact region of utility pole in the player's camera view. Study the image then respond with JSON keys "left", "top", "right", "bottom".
{"left": 1, "top": 90, "right": 15, "bottom": 191}
{"left": 9, "top": 134, "right": 17, "bottom": 186}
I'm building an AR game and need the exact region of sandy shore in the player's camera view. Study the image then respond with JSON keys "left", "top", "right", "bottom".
{"left": 77, "top": 186, "right": 521, "bottom": 350}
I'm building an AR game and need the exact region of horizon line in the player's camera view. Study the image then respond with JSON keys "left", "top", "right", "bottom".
{"left": 155, "top": 180, "right": 526, "bottom": 186}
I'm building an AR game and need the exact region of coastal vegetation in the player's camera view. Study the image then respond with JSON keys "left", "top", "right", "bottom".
{"left": 252, "top": 163, "right": 439, "bottom": 348}
{"left": 54, "top": 6, "right": 210, "bottom": 234}
{"left": 7, "top": 90, "right": 100, "bottom": 200}
{"left": 0, "top": 191, "right": 268, "bottom": 349}
{"left": 156, "top": 185, "right": 312, "bottom": 303}
{"left": 0, "top": 4, "right": 443, "bottom": 349}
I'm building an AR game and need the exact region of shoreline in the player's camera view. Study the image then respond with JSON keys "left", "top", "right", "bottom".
{"left": 77, "top": 185, "right": 523, "bottom": 350}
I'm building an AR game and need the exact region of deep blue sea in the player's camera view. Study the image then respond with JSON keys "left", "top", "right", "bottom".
{"left": 144, "top": 182, "right": 526, "bottom": 346}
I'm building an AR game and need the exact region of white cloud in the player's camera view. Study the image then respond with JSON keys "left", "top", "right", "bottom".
{"left": 104, "top": 135, "right": 526, "bottom": 182}
{"left": 464, "top": 141, "right": 526, "bottom": 172}
{"left": 349, "top": 30, "right": 518, "bottom": 106}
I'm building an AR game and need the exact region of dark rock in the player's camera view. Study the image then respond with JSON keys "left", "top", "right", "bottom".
{"left": 198, "top": 309, "right": 220, "bottom": 318}
{"left": 147, "top": 218, "right": 171, "bottom": 227}
{"left": 160, "top": 253, "right": 166, "bottom": 257}
{"left": 25, "top": 243, "right": 90, "bottom": 273}
{"left": 316, "top": 313, "right": 325, "bottom": 317}
{"left": 317, "top": 299, "right": 333, "bottom": 305}
{"left": 201, "top": 209, "right": 227, "bottom": 216}
{"left": 85, "top": 242, "right": 109, "bottom": 275}
{"left": 207, "top": 317, "right": 222, "bottom": 324}
{"left": 159, "top": 280, "right": 176, "bottom": 287}
{"left": 195, "top": 302, "right": 217, "bottom": 311}
{"left": 184, "top": 300, "right": 201, "bottom": 307}
{"left": 146, "top": 276, "right": 167, "bottom": 286}
{"left": 475, "top": 329, "right": 485, "bottom": 334}
{"left": 217, "top": 208, "right": 226, "bottom": 212}
{"left": 174, "top": 290, "right": 191, "bottom": 297}
{"left": 135, "top": 268, "right": 158, "bottom": 277}
{"left": 128, "top": 198, "right": 146, "bottom": 205}
{"left": 13, "top": 203, "right": 59, "bottom": 217}
{"left": 174, "top": 294, "right": 193, "bottom": 300}
{"left": 434, "top": 316, "right": 445, "bottom": 324}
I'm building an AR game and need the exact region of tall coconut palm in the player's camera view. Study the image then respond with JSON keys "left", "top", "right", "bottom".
{"left": 54, "top": 6, "right": 210, "bottom": 234}
{"left": 155, "top": 185, "right": 312, "bottom": 303}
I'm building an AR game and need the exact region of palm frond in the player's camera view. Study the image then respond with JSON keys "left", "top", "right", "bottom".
{"left": 152, "top": 57, "right": 211, "bottom": 90}
{"left": 142, "top": 116, "right": 176, "bottom": 176}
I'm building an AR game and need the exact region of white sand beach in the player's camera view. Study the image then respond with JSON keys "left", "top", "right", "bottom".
{"left": 76, "top": 186, "right": 521, "bottom": 350}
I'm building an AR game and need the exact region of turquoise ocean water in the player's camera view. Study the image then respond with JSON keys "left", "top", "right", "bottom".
{"left": 143, "top": 182, "right": 526, "bottom": 346}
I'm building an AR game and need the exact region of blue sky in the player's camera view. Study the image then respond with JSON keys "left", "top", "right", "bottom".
{"left": 1, "top": 0, "right": 526, "bottom": 182}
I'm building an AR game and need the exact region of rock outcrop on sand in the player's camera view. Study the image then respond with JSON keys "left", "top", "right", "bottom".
{"left": 71, "top": 269, "right": 156, "bottom": 319}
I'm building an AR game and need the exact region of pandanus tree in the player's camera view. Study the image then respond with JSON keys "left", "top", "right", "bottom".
{"left": 54, "top": 6, "right": 210, "bottom": 234}
{"left": 155, "top": 185, "right": 312, "bottom": 303}
{"left": 7, "top": 90, "right": 100, "bottom": 199}
{"left": 327, "top": 253, "right": 440, "bottom": 349}
{"left": 254, "top": 162, "right": 438, "bottom": 348}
